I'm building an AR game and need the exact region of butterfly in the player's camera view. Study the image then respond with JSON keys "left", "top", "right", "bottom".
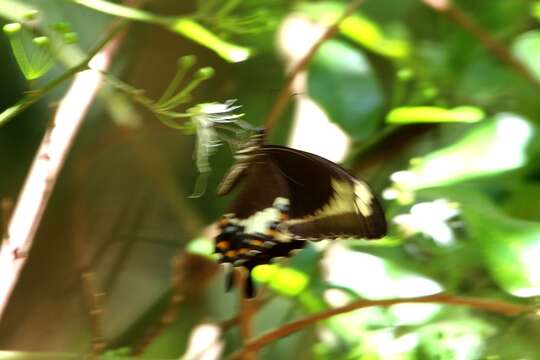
{"left": 214, "top": 129, "right": 387, "bottom": 297}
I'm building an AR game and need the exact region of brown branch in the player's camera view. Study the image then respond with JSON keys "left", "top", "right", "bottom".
{"left": 220, "top": 295, "right": 269, "bottom": 332}
{"left": 226, "top": 293, "right": 527, "bottom": 360}
{"left": 81, "top": 272, "right": 107, "bottom": 358}
{"left": 422, "top": 0, "right": 540, "bottom": 93}
{"left": 263, "top": 0, "right": 365, "bottom": 132}
{"left": 0, "top": 25, "right": 125, "bottom": 320}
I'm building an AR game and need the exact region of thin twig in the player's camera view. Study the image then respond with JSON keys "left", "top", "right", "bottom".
{"left": 220, "top": 295, "right": 269, "bottom": 332}
{"left": 226, "top": 293, "right": 527, "bottom": 360}
{"left": 235, "top": 268, "right": 256, "bottom": 360}
{"left": 0, "top": 25, "right": 125, "bottom": 320}
{"left": 81, "top": 272, "right": 107, "bottom": 357}
{"left": 422, "top": 0, "right": 540, "bottom": 93}
{"left": 263, "top": 0, "right": 364, "bottom": 132}
{"left": 131, "top": 254, "right": 186, "bottom": 355}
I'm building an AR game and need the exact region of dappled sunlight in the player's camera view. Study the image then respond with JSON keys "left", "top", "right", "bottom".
{"left": 513, "top": 241, "right": 540, "bottom": 297}
{"left": 387, "top": 114, "right": 534, "bottom": 197}
{"left": 323, "top": 244, "right": 443, "bottom": 299}
{"left": 393, "top": 199, "right": 460, "bottom": 246}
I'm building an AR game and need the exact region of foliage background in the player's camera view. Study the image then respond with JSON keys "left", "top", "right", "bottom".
{"left": 1, "top": 0, "right": 540, "bottom": 359}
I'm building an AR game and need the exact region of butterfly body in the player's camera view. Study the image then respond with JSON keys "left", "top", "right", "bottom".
{"left": 215, "top": 131, "right": 387, "bottom": 297}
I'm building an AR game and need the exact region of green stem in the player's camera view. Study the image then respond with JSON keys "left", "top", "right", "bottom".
{"left": 74, "top": 0, "right": 164, "bottom": 23}
{"left": 153, "top": 109, "right": 191, "bottom": 118}
{"left": 156, "top": 114, "right": 188, "bottom": 130}
{"left": 216, "top": 0, "right": 242, "bottom": 18}
{"left": 73, "top": 0, "right": 251, "bottom": 62}
{"left": 157, "top": 76, "right": 206, "bottom": 110}
{"left": 0, "top": 24, "right": 124, "bottom": 127}
{"left": 158, "top": 59, "right": 193, "bottom": 104}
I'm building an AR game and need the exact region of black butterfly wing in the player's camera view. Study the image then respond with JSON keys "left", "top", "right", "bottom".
{"left": 261, "top": 146, "right": 387, "bottom": 240}
{"left": 214, "top": 144, "right": 386, "bottom": 297}
{"left": 221, "top": 155, "right": 290, "bottom": 219}
{"left": 216, "top": 157, "right": 306, "bottom": 297}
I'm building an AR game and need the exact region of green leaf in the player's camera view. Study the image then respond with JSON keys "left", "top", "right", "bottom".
{"left": 186, "top": 237, "right": 214, "bottom": 258}
{"left": 401, "top": 114, "right": 534, "bottom": 190}
{"left": 0, "top": 0, "right": 38, "bottom": 23}
{"left": 386, "top": 106, "right": 485, "bottom": 124}
{"left": 433, "top": 188, "right": 540, "bottom": 298}
{"left": 308, "top": 40, "right": 384, "bottom": 140}
{"left": 253, "top": 264, "right": 309, "bottom": 296}
{"left": 170, "top": 19, "right": 251, "bottom": 63}
{"left": 415, "top": 318, "right": 495, "bottom": 360}
{"left": 532, "top": 2, "right": 540, "bottom": 21}
{"left": 74, "top": 0, "right": 251, "bottom": 62}
{"left": 299, "top": 2, "right": 410, "bottom": 59}
{"left": 512, "top": 30, "right": 540, "bottom": 81}
{"left": 340, "top": 14, "right": 410, "bottom": 59}
{"left": 466, "top": 205, "right": 540, "bottom": 298}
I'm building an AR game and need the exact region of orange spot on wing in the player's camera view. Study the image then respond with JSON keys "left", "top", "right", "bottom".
{"left": 216, "top": 241, "right": 229, "bottom": 250}
{"left": 225, "top": 250, "right": 236, "bottom": 258}
{"left": 250, "top": 239, "right": 264, "bottom": 246}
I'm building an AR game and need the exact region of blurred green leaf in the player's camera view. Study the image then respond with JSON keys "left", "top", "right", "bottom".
{"left": 512, "top": 30, "right": 540, "bottom": 81}
{"left": 503, "top": 183, "right": 540, "bottom": 221}
{"left": 415, "top": 318, "right": 495, "bottom": 360}
{"left": 0, "top": 0, "right": 38, "bottom": 22}
{"left": 299, "top": 2, "right": 410, "bottom": 59}
{"left": 253, "top": 264, "right": 309, "bottom": 296}
{"left": 170, "top": 19, "right": 251, "bottom": 62}
{"left": 74, "top": 0, "right": 251, "bottom": 62}
{"left": 270, "top": 267, "right": 310, "bottom": 296}
{"left": 386, "top": 106, "right": 485, "bottom": 124}
{"left": 532, "top": 2, "right": 540, "bottom": 21}
{"left": 186, "top": 237, "right": 214, "bottom": 257}
{"left": 308, "top": 39, "right": 384, "bottom": 140}
{"left": 251, "top": 263, "right": 278, "bottom": 282}
{"left": 420, "top": 187, "right": 540, "bottom": 298}
{"left": 400, "top": 114, "right": 534, "bottom": 190}
{"left": 340, "top": 14, "right": 410, "bottom": 59}
{"left": 461, "top": 194, "right": 540, "bottom": 298}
